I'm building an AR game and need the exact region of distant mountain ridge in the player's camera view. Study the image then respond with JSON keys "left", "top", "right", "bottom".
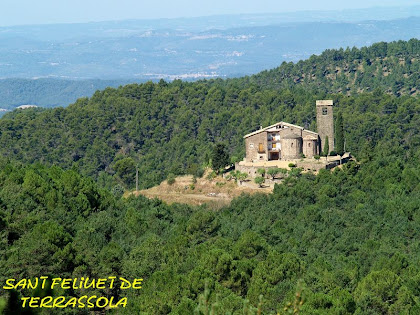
{"left": 3, "top": 5, "right": 420, "bottom": 33}
{"left": 0, "top": 13, "right": 418, "bottom": 80}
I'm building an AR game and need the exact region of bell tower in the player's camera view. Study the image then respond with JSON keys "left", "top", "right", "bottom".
{"left": 316, "top": 100, "right": 334, "bottom": 154}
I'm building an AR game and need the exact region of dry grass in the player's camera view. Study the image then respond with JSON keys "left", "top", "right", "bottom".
{"left": 128, "top": 170, "right": 272, "bottom": 208}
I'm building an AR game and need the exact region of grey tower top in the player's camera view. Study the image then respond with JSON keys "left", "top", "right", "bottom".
{"left": 316, "top": 100, "right": 333, "bottom": 106}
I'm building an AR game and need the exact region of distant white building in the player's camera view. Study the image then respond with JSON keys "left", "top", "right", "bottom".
{"left": 17, "top": 105, "right": 38, "bottom": 109}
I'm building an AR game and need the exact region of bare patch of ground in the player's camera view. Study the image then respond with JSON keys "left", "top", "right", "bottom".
{"left": 128, "top": 171, "right": 272, "bottom": 208}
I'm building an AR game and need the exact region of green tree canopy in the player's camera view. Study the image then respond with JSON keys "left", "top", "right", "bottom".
{"left": 211, "top": 143, "right": 230, "bottom": 173}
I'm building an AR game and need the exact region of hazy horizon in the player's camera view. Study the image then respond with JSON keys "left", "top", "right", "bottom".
{"left": 2, "top": 0, "right": 419, "bottom": 27}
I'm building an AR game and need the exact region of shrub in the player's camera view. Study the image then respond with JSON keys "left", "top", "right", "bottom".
{"left": 288, "top": 167, "right": 303, "bottom": 177}
{"left": 111, "top": 184, "right": 125, "bottom": 198}
{"left": 206, "top": 171, "right": 216, "bottom": 180}
{"left": 167, "top": 173, "right": 176, "bottom": 185}
{"left": 235, "top": 172, "right": 248, "bottom": 184}
{"left": 254, "top": 176, "right": 265, "bottom": 187}
{"left": 267, "top": 167, "right": 280, "bottom": 179}
{"left": 257, "top": 168, "right": 266, "bottom": 177}
{"left": 195, "top": 168, "right": 205, "bottom": 178}
{"left": 314, "top": 155, "right": 321, "bottom": 160}
{"left": 230, "top": 156, "right": 240, "bottom": 164}
{"left": 238, "top": 172, "right": 248, "bottom": 183}
{"left": 288, "top": 163, "right": 296, "bottom": 168}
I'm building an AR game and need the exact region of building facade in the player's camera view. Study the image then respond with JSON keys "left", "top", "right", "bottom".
{"left": 244, "top": 121, "right": 319, "bottom": 162}
{"left": 243, "top": 100, "right": 333, "bottom": 162}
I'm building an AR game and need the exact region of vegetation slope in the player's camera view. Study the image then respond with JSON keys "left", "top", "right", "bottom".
{"left": 0, "top": 39, "right": 419, "bottom": 314}
{"left": 246, "top": 38, "right": 420, "bottom": 96}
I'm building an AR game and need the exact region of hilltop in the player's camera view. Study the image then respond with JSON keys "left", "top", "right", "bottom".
{"left": 244, "top": 38, "right": 420, "bottom": 96}
{"left": 0, "top": 39, "right": 418, "bottom": 192}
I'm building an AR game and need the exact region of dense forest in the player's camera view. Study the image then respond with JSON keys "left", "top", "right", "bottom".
{"left": 0, "top": 77, "right": 418, "bottom": 191}
{"left": 0, "top": 79, "right": 136, "bottom": 111}
{"left": 0, "top": 39, "right": 420, "bottom": 314}
{"left": 246, "top": 38, "right": 420, "bottom": 96}
{"left": 1, "top": 130, "right": 419, "bottom": 314}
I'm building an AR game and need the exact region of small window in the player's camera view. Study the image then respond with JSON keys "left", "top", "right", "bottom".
{"left": 308, "top": 143, "right": 311, "bottom": 147}
{"left": 322, "top": 107, "right": 328, "bottom": 115}
{"left": 291, "top": 143, "right": 294, "bottom": 147}
{"left": 249, "top": 143, "right": 254, "bottom": 148}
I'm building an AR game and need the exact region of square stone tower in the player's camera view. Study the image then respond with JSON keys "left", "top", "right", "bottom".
{"left": 316, "top": 100, "right": 334, "bottom": 154}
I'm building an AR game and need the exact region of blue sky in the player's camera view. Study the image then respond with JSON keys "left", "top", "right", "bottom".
{"left": 2, "top": 0, "right": 419, "bottom": 26}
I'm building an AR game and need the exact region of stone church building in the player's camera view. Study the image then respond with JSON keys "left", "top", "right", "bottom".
{"left": 243, "top": 100, "right": 334, "bottom": 162}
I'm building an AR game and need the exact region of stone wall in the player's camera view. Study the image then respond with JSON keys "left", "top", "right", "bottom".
{"left": 281, "top": 137, "right": 302, "bottom": 160}
{"left": 235, "top": 158, "right": 347, "bottom": 178}
{"left": 316, "top": 100, "right": 334, "bottom": 154}
{"left": 235, "top": 163, "right": 262, "bottom": 178}
{"left": 302, "top": 139, "right": 318, "bottom": 158}
{"left": 245, "top": 131, "right": 268, "bottom": 162}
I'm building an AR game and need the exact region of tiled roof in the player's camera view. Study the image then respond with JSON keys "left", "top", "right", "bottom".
{"left": 244, "top": 121, "right": 318, "bottom": 139}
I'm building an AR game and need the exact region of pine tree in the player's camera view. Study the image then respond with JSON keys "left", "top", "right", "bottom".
{"left": 335, "top": 112, "right": 345, "bottom": 155}
{"left": 211, "top": 143, "right": 230, "bottom": 174}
